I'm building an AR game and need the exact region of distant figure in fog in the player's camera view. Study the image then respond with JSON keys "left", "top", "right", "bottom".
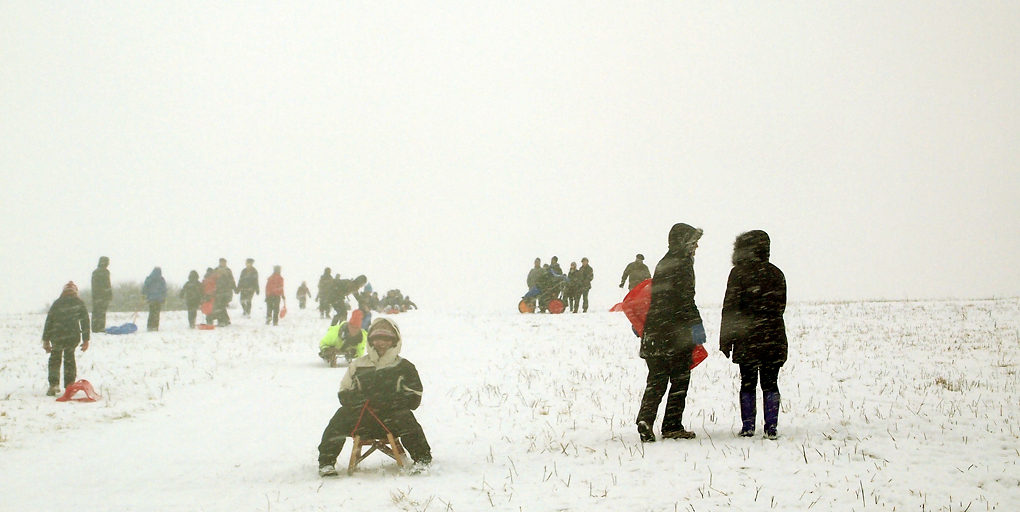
{"left": 237, "top": 258, "right": 260, "bottom": 318}
{"left": 297, "top": 281, "right": 312, "bottom": 309}
{"left": 316, "top": 268, "right": 333, "bottom": 319}
{"left": 719, "top": 230, "right": 788, "bottom": 440}
{"left": 265, "top": 266, "right": 285, "bottom": 326}
{"left": 213, "top": 258, "right": 236, "bottom": 326}
{"left": 42, "top": 282, "right": 90, "bottom": 396}
{"left": 181, "top": 270, "right": 203, "bottom": 328}
{"left": 141, "top": 267, "right": 168, "bottom": 331}
{"left": 578, "top": 257, "right": 594, "bottom": 313}
{"left": 620, "top": 254, "right": 651, "bottom": 290}
{"left": 90, "top": 256, "right": 112, "bottom": 333}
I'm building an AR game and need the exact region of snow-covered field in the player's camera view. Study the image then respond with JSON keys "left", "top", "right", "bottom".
{"left": 2, "top": 299, "right": 1019, "bottom": 511}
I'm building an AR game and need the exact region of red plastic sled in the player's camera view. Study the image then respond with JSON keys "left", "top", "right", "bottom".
{"left": 614, "top": 279, "right": 707, "bottom": 370}
{"left": 547, "top": 298, "right": 565, "bottom": 314}
{"left": 56, "top": 379, "right": 101, "bottom": 402}
{"left": 198, "top": 323, "right": 216, "bottom": 330}
{"left": 280, "top": 305, "right": 288, "bottom": 319}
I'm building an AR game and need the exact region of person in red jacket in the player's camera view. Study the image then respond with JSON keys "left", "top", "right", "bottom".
{"left": 265, "top": 265, "right": 285, "bottom": 326}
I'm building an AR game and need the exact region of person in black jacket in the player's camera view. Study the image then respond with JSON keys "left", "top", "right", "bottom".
{"left": 317, "top": 318, "right": 432, "bottom": 476}
{"left": 636, "top": 223, "right": 705, "bottom": 442}
{"left": 719, "top": 230, "right": 787, "bottom": 440}
{"left": 236, "top": 258, "right": 260, "bottom": 318}
{"left": 180, "top": 270, "right": 204, "bottom": 328}
{"left": 90, "top": 256, "right": 113, "bottom": 332}
{"left": 42, "top": 282, "right": 91, "bottom": 396}
{"left": 619, "top": 254, "right": 651, "bottom": 290}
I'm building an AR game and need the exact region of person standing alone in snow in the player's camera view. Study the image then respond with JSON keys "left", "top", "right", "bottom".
{"left": 620, "top": 254, "right": 651, "bottom": 290}
{"left": 265, "top": 266, "right": 285, "bottom": 326}
{"left": 636, "top": 223, "right": 706, "bottom": 442}
{"left": 42, "top": 282, "right": 90, "bottom": 396}
{"left": 90, "top": 256, "right": 112, "bottom": 332}
{"left": 237, "top": 258, "right": 260, "bottom": 318}
{"left": 297, "top": 281, "right": 312, "bottom": 309}
{"left": 719, "top": 230, "right": 788, "bottom": 440}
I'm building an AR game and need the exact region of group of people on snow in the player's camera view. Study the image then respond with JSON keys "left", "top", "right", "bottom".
{"left": 635, "top": 223, "right": 788, "bottom": 443}
{"left": 41, "top": 221, "right": 785, "bottom": 476}
{"left": 524, "top": 256, "right": 594, "bottom": 313}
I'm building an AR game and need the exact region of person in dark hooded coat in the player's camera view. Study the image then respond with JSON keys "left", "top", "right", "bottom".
{"left": 636, "top": 223, "right": 705, "bottom": 442}
{"left": 719, "top": 230, "right": 787, "bottom": 439}
{"left": 42, "top": 282, "right": 90, "bottom": 396}
{"left": 90, "top": 256, "right": 113, "bottom": 332}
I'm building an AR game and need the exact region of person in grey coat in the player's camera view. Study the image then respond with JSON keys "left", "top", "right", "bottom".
{"left": 719, "top": 230, "right": 787, "bottom": 439}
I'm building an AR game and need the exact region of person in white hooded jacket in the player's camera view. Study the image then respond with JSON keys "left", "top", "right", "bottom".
{"left": 317, "top": 317, "right": 432, "bottom": 476}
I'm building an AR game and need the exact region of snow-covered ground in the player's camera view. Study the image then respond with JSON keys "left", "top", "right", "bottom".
{"left": 2, "top": 299, "right": 1018, "bottom": 511}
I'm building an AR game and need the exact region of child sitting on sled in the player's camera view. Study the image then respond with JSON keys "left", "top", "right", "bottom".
{"left": 319, "top": 309, "right": 367, "bottom": 366}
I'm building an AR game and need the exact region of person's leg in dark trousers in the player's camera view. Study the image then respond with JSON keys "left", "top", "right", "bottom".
{"left": 187, "top": 307, "right": 198, "bottom": 328}
{"left": 660, "top": 350, "right": 693, "bottom": 435}
{"left": 48, "top": 342, "right": 77, "bottom": 389}
{"left": 92, "top": 300, "right": 108, "bottom": 332}
{"left": 318, "top": 407, "right": 360, "bottom": 467}
{"left": 266, "top": 296, "right": 280, "bottom": 325}
{"left": 147, "top": 301, "right": 162, "bottom": 331}
{"left": 384, "top": 410, "right": 432, "bottom": 464}
{"left": 759, "top": 364, "right": 782, "bottom": 437}
{"left": 214, "top": 296, "right": 230, "bottom": 326}
{"left": 738, "top": 364, "right": 760, "bottom": 436}
{"left": 581, "top": 290, "right": 590, "bottom": 313}
{"left": 637, "top": 356, "right": 670, "bottom": 430}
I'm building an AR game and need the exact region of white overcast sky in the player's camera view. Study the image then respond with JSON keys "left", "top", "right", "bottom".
{"left": 2, "top": 2, "right": 1018, "bottom": 314}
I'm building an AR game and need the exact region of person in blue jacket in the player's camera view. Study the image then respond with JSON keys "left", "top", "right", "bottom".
{"left": 141, "top": 267, "right": 168, "bottom": 331}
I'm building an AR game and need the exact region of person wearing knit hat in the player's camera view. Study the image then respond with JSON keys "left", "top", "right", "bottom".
{"left": 317, "top": 317, "right": 432, "bottom": 476}
{"left": 42, "top": 281, "right": 91, "bottom": 396}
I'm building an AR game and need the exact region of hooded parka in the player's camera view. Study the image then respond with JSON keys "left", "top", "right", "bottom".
{"left": 719, "top": 230, "right": 788, "bottom": 367}
{"left": 317, "top": 318, "right": 431, "bottom": 467}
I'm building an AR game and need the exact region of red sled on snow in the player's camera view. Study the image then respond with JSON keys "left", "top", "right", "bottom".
{"left": 611, "top": 279, "right": 707, "bottom": 369}
{"left": 56, "top": 379, "right": 101, "bottom": 402}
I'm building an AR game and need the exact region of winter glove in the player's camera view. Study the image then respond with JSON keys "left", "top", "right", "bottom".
{"left": 619, "top": 283, "right": 625, "bottom": 288}
{"left": 691, "top": 323, "right": 706, "bottom": 346}
{"left": 720, "top": 346, "right": 731, "bottom": 359}
{"left": 43, "top": 340, "right": 52, "bottom": 354}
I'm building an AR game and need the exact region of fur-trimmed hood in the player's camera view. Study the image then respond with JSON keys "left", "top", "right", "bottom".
{"left": 339, "top": 317, "right": 404, "bottom": 392}
{"left": 667, "top": 223, "right": 703, "bottom": 257}
{"left": 732, "top": 230, "right": 771, "bottom": 265}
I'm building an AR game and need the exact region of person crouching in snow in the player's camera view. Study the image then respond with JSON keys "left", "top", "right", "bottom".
{"left": 317, "top": 317, "right": 432, "bottom": 476}
{"left": 42, "top": 282, "right": 90, "bottom": 396}
{"left": 318, "top": 309, "right": 368, "bottom": 366}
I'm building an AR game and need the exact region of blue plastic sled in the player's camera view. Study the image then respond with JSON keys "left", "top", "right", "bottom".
{"left": 105, "top": 323, "right": 138, "bottom": 335}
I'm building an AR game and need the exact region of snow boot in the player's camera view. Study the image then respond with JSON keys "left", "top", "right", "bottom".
{"left": 637, "top": 421, "right": 655, "bottom": 443}
{"left": 318, "top": 464, "right": 339, "bottom": 477}
{"left": 661, "top": 428, "right": 696, "bottom": 440}
{"left": 763, "top": 391, "right": 780, "bottom": 440}
{"left": 46, "top": 384, "right": 60, "bottom": 397}
{"left": 739, "top": 390, "right": 756, "bottom": 437}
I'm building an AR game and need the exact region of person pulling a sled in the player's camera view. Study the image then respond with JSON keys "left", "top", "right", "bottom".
{"left": 636, "top": 223, "right": 706, "bottom": 442}
{"left": 317, "top": 317, "right": 432, "bottom": 476}
{"left": 42, "top": 282, "right": 91, "bottom": 396}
